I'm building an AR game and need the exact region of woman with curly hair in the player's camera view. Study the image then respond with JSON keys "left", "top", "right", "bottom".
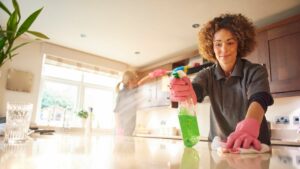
{"left": 170, "top": 13, "right": 274, "bottom": 150}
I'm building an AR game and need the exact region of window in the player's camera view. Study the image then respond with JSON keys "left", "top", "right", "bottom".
{"left": 83, "top": 87, "right": 115, "bottom": 129}
{"left": 43, "top": 64, "right": 82, "bottom": 81}
{"left": 37, "top": 57, "right": 120, "bottom": 131}
{"left": 38, "top": 81, "right": 78, "bottom": 127}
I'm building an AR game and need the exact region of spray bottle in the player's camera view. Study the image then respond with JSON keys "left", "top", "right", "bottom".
{"left": 172, "top": 66, "right": 200, "bottom": 147}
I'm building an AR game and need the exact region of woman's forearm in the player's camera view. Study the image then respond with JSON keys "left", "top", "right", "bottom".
{"left": 245, "top": 101, "right": 265, "bottom": 123}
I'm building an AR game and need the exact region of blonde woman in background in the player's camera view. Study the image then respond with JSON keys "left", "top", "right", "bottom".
{"left": 114, "top": 69, "right": 168, "bottom": 136}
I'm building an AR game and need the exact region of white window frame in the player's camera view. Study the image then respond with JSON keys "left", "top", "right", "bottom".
{"left": 36, "top": 63, "right": 119, "bottom": 132}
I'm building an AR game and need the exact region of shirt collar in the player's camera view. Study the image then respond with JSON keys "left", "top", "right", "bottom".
{"left": 214, "top": 57, "right": 243, "bottom": 80}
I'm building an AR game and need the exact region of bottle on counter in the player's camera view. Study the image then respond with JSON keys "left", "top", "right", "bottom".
{"left": 172, "top": 69, "right": 200, "bottom": 147}
{"left": 178, "top": 97, "right": 200, "bottom": 147}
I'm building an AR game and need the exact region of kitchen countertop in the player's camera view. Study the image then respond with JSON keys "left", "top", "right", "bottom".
{"left": 135, "top": 133, "right": 300, "bottom": 146}
{"left": 1, "top": 133, "right": 300, "bottom": 169}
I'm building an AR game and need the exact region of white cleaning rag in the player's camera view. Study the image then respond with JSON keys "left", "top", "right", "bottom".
{"left": 211, "top": 136, "right": 270, "bottom": 154}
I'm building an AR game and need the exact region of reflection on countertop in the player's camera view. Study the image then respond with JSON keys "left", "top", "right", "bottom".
{"left": 0, "top": 132, "right": 300, "bottom": 169}
{"left": 135, "top": 133, "right": 300, "bottom": 146}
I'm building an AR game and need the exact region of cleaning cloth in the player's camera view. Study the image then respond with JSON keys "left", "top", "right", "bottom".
{"left": 211, "top": 136, "right": 270, "bottom": 154}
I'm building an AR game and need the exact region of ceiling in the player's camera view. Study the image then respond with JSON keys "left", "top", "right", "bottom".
{"left": 1, "top": 0, "right": 300, "bottom": 69}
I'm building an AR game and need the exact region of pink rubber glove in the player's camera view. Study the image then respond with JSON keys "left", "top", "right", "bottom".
{"left": 148, "top": 69, "right": 169, "bottom": 78}
{"left": 226, "top": 118, "right": 261, "bottom": 150}
{"left": 170, "top": 77, "right": 197, "bottom": 104}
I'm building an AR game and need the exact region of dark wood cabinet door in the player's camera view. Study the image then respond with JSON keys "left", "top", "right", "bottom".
{"left": 266, "top": 20, "right": 300, "bottom": 94}
{"left": 245, "top": 32, "right": 269, "bottom": 66}
{"left": 249, "top": 16, "right": 300, "bottom": 96}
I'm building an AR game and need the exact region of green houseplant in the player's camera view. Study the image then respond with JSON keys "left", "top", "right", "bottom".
{"left": 77, "top": 109, "right": 89, "bottom": 119}
{"left": 0, "top": 0, "right": 49, "bottom": 67}
{"left": 77, "top": 109, "right": 92, "bottom": 134}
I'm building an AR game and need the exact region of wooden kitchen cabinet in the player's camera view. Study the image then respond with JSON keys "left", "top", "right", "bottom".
{"left": 247, "top": 14, "right": 300, "bottom": 97}
{"left": 155, "top": 77, "right": 171, "bottom": 106}
{"left": 137, "top": 81, "right": 155, "bottom": 108}
{"left": 137, "top": 78, "right": 170, "bottom": 109}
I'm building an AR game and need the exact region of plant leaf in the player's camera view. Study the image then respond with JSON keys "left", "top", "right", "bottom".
{"left": 8, "top": 52, "right": 18, "bottom": 59}
{"left": 12, "top": 0, "right": 21, "bottom": 23}
{"left": 6, "top": 11, "right": 18, "bottom": 42}
{"left": 16, "top": 8, "right": 43, "bottom": 38}
{"left": 0, "top": 1, "right": 12, "bottom": 15}
{"left": 9, "top": 53, "right": 18, "bottom": 59}
{"left": 0, "top": 51, "right": 5, "bottom": 66}
{"left": 0, "top": 36, "right": 7, "bottom": 50}
{"left": 10, "top": 41, "right": 31, "bottom": 53}
{"left": 27, "top": 30, "right": 49, "bottom": 39}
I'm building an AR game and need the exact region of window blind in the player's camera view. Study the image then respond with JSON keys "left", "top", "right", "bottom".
{"left": 45, "top": 55, "right": 120, "bottom": 77}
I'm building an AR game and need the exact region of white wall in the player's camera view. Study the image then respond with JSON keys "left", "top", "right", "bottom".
{"left": 0, "top": 39, "right": 43, "bottom": 120}
{"left": 0, "top": 39, "right": 129, "bottom": 124}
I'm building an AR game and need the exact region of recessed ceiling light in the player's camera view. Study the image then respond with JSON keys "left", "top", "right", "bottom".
{"left": 80, "top": 33, "right": 86, "bottom": 38}
{"left": 134, "top": 51, "right": 140, "bottom": 55}
{"left": 192, "top": 24, "right": 200, "bottom": 28}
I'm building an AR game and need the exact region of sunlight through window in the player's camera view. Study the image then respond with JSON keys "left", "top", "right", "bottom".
{"left": 38, "top": 61, "right": 119, "bottom": 131}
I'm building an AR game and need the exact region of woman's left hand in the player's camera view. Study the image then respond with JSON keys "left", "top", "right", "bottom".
{"left": 226, "top": 118, "right": 261, "bottom": 150}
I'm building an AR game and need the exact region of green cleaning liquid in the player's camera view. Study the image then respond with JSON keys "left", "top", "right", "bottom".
{"left": 178, "top": 107, "right": 200, "bottom": 147}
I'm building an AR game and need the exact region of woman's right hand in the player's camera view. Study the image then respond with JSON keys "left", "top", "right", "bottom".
{"left": 170, "top": 77, "right": 197, "bottom": 104}
{"left": 148, "top": 68, "right": 169, "bottom": 78}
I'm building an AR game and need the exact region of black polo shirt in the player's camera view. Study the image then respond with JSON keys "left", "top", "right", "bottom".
{"left": 192, "top": 58, "right": 273, "bottom": 145}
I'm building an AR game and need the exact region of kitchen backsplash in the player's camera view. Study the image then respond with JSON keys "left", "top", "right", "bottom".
{"left": 135, "top": 95, "right": 300, "bottom": 140}
{"left": 266, "top": 96, "right": 300, "bottom": 130}
{"left": 266, "top": 96, "right": 300, "bottom": 141}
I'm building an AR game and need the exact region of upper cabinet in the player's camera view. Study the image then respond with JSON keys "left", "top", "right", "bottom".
{"left": 247, "top": 14, "right": 300, "bottom": 97}
{"left": 137, "top": 77, "right": 170, "bottom": 109}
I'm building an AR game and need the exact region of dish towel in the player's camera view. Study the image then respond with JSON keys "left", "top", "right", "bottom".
{"left": 211, "top": 136, "right": 270, "bottom": 154}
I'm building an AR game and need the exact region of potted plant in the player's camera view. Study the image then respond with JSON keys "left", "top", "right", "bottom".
{"left": 0, "top": 0, "right": 49, "bottom": 67}
{"left": 76, "top": 108, "right": 93, "bottom": 135}
{"left": 77, "top": 109, "right": 89, "bottom": 120}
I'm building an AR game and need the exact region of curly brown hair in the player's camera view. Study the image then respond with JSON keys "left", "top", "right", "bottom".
{"left": 198, "top": 13, "right": 256, "bottom": 62}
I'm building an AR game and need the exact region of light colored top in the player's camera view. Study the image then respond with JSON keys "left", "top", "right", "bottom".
{"left": 114, "top": 87, "right": 139, "bottom": 135}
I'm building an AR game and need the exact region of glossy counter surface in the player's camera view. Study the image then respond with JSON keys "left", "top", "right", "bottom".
{"left": 0, "top": 133, "right": 300, "bottom": 169}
